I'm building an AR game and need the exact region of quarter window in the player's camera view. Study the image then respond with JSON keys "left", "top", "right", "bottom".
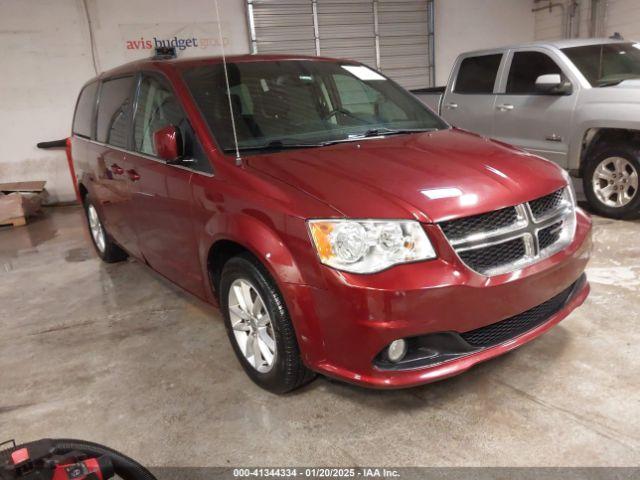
{"left": 73, "top": 81, "right": 98, "bottom": 139}
{"left": 96, "top": 76, "right": 135, "bottom": 148}
{"left": 454, "top": 54, "right": 502, "bottom": 94}
{"left": 506, "top": 51, "right": 563, "bottom": 94}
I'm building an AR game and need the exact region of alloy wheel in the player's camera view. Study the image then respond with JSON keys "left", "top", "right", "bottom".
{"left": 87, "top": 204, "right": 106, "bottom": 253}
{"left": 592, "top": 156, "right": 638, "bottom": 208}
{"left": 228, "top": 278, "right": 277, "bottom": 373}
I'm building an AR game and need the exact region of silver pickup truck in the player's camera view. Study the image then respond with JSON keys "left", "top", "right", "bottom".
{"left": 416, "top": 38, "right": 640, "bottom": 219}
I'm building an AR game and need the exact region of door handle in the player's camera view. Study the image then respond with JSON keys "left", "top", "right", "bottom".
{"left": 444, "top": 102, "right": 458, "bottom": 109}
{"left": 496, "top": 104, "right": 515, "bottom": 111}
{"left": 126, "top": 169, "right": 140, "bottom": 182}
{"left": 110, "top": 163, "right": 124, "bottom": 175}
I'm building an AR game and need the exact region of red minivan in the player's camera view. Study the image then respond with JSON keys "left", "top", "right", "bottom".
{"left": 71, "top": 54, "right": 592, "bottom": 393}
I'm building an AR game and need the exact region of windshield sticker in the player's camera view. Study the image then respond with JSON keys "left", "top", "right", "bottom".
{"left": 341, "top": 65, "right": 386, "bottom": 81}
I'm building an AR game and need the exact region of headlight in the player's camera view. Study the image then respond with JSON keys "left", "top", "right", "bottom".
{"left": 307, "top": 219, "right": 436, "bottom": 273}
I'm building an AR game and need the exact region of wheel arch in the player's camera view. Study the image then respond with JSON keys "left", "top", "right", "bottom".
{"left": 202, "top": 213, "right": 308, "bottom": 303}
{"left": 576, "top": 127, "right": 640, "bottom": 176}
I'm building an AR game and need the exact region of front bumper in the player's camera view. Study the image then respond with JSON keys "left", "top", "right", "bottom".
{"left": 283, "top": 209, "right": 592, "bottom": 389}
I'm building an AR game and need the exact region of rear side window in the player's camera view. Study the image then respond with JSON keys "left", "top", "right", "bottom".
{"left": 97, "top": 76, "right": 135, "bottom": 148}
{"left": 507, "top": 51, "right": 563, "bottom": 94}
{"left": 73, "top": 81, "right": 98, "bottom": 138}
{"left": 454, "top": 54, "right": 502, "bottom": 94}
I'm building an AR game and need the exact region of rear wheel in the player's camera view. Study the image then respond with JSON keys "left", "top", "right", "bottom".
{"left": 83, "top": 197, "right": 128, "bottom": 263}
{"left": 219, "top": 254, "right": 315, "bottom": 393}
{"left": 583, "top": 143, "right": 640, "bottom": 219}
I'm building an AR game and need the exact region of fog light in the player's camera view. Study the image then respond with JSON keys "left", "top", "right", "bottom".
{"left": 387, "top": 339, "right": 407, "bottom": 363}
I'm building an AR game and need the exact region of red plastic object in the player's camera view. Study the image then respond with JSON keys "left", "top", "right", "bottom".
{"left": 11, "top": 447, "right": 29, "bottom": 465}
{"left": 51, "top": 458, "right": 103, "bottom": 480}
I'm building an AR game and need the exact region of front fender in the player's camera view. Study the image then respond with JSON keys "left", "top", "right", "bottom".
{"left": 569, "top": 101, "right": 640, "bottom": 170}
{"left": 197, "top": 211, "right": 328, "bottom": 366}
{"left": 202, "top": 211, "right": 306, "bottom": 290}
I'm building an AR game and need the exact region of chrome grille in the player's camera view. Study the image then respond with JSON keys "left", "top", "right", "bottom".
{"left": 440, "top": 206, "right": 518, "bottom": 242}
{"left": 440, "top": 187, "right": 576, "bottom": 276}
{"left": 529, "top": 189, "right": 564, "bottom": 219}
{"left": 458, "top": 237, "right": 526, "bottom": 273}
{"left": 538, "top": 221, "right": 563, "bottom": 251}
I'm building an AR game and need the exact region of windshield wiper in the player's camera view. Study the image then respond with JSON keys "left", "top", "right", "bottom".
{"left": 224, "top": 128, "right": 438, "bottom": 153}
{"left": 358, "top": 127, "right": 437, "bottom": 137}
{"left": 317, "top": 127, "right": 437, "bottom": 146}
{"left": 224, "top": 140, "right": 322, "bottom": 153}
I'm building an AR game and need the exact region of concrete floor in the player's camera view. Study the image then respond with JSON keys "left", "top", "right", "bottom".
{"left": 1, "top": 205, "right": 639, "bottom": 468}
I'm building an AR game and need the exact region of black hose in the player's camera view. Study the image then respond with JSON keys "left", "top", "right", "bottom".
{"left": 13, "top": 438, "right": 157, "bottom": 480}
{"left": 36, "top": 139, "right": 67, "bottom": 149}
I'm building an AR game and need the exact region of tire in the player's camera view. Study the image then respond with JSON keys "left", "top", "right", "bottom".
{"left": 583, "top": 142, "right": 640, "bottom": 219}
{"left": 83, "top": 196, "right": 128, "bottom": 263}
{"left": 219, "top": 253, "right": 315, "bottom": 393}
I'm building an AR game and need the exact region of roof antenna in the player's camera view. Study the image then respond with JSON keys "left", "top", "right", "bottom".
{"left": 214, "top": 0, "right": 242, "bottom": 166}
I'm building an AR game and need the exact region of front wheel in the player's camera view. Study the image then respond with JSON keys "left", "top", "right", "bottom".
{"left": 219, "top": 254, "right": 315, "bottom": 393}
{"left": 583, "top": 143, "right": 640, "bottom": 219}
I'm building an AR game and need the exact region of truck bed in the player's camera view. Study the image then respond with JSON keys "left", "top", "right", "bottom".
{"left": 411, "top": 86, "right": 445, "bottom": 112}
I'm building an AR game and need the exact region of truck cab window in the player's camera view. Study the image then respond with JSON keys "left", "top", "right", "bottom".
{"left": 507, "top": 51, "right": 563, "bottom": 94}
{"left": 454, "top": 54, "right": 502, "bottom": 94}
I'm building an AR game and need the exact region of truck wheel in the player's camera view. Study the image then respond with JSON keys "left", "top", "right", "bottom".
{"left": 583, "top": 143, "right": 640, "bottom": 219}
{"left": 83, "top": 197, "right": 128, "bottom": 263}
{"left": 219, "top": 253, "right": 315, "bottom": 393}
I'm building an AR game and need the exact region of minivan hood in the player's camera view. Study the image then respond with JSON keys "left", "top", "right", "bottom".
{"left": 246, "top": 128, "right": 567, "bottom": 223}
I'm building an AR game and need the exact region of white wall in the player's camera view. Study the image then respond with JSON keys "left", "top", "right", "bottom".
{"left": 534, "top": 0, "right": 591, "bottom": 40}
{"left": 0, "top": 0, "right": 249, "bottom": 203}
{"left": 434, "top": 0, "right": 535, "bottom": 85}
{"left": 0, "top": 0, "right": 96, "bottom": 203}
{"left": 534, "top": 0, "right": 640, "bottom": 42}
{"left": 606, "top": 0, "right": 640, "bottom": 39}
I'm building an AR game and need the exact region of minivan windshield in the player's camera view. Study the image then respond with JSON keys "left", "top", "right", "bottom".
{"left": 182, "top": 60, "right": 446, "bottom": 153}
{"left": 562, "top": 42, "right": 640, "bottom": 87}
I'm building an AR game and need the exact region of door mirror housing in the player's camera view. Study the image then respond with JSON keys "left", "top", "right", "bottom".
{"left": 535, "top": 74, "right": 572, "bottom": 95}
{"left": 153, "top": 125, "right": 183, "bottom": 162}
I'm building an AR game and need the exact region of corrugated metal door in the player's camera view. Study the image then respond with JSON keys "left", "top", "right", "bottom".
{"left": 247, "top": 0, "right": 318, "bottom": 56}
{"left": 246, "top": 0, "right": 435, "bottom": 89}
{"left": 316, "top": 1, "right": 376, "bottom": 67}
{"left": 378, "top": 0, "right": 433, "bottom": 90}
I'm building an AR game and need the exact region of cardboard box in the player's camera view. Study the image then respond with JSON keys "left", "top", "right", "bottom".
{"left": 0, "top": 181, "right": 46, "bottom": 227}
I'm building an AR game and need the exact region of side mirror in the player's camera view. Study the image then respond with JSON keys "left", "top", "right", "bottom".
{"left": 535, "top": 74, "right": 572, "bottom": 95}
{"left": 153, "top": 125, "right": 182, "bottom": 162}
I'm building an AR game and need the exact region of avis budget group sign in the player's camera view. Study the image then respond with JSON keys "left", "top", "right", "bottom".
{"left": 119, "top": 22, "right": 231, "bottom": 59}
